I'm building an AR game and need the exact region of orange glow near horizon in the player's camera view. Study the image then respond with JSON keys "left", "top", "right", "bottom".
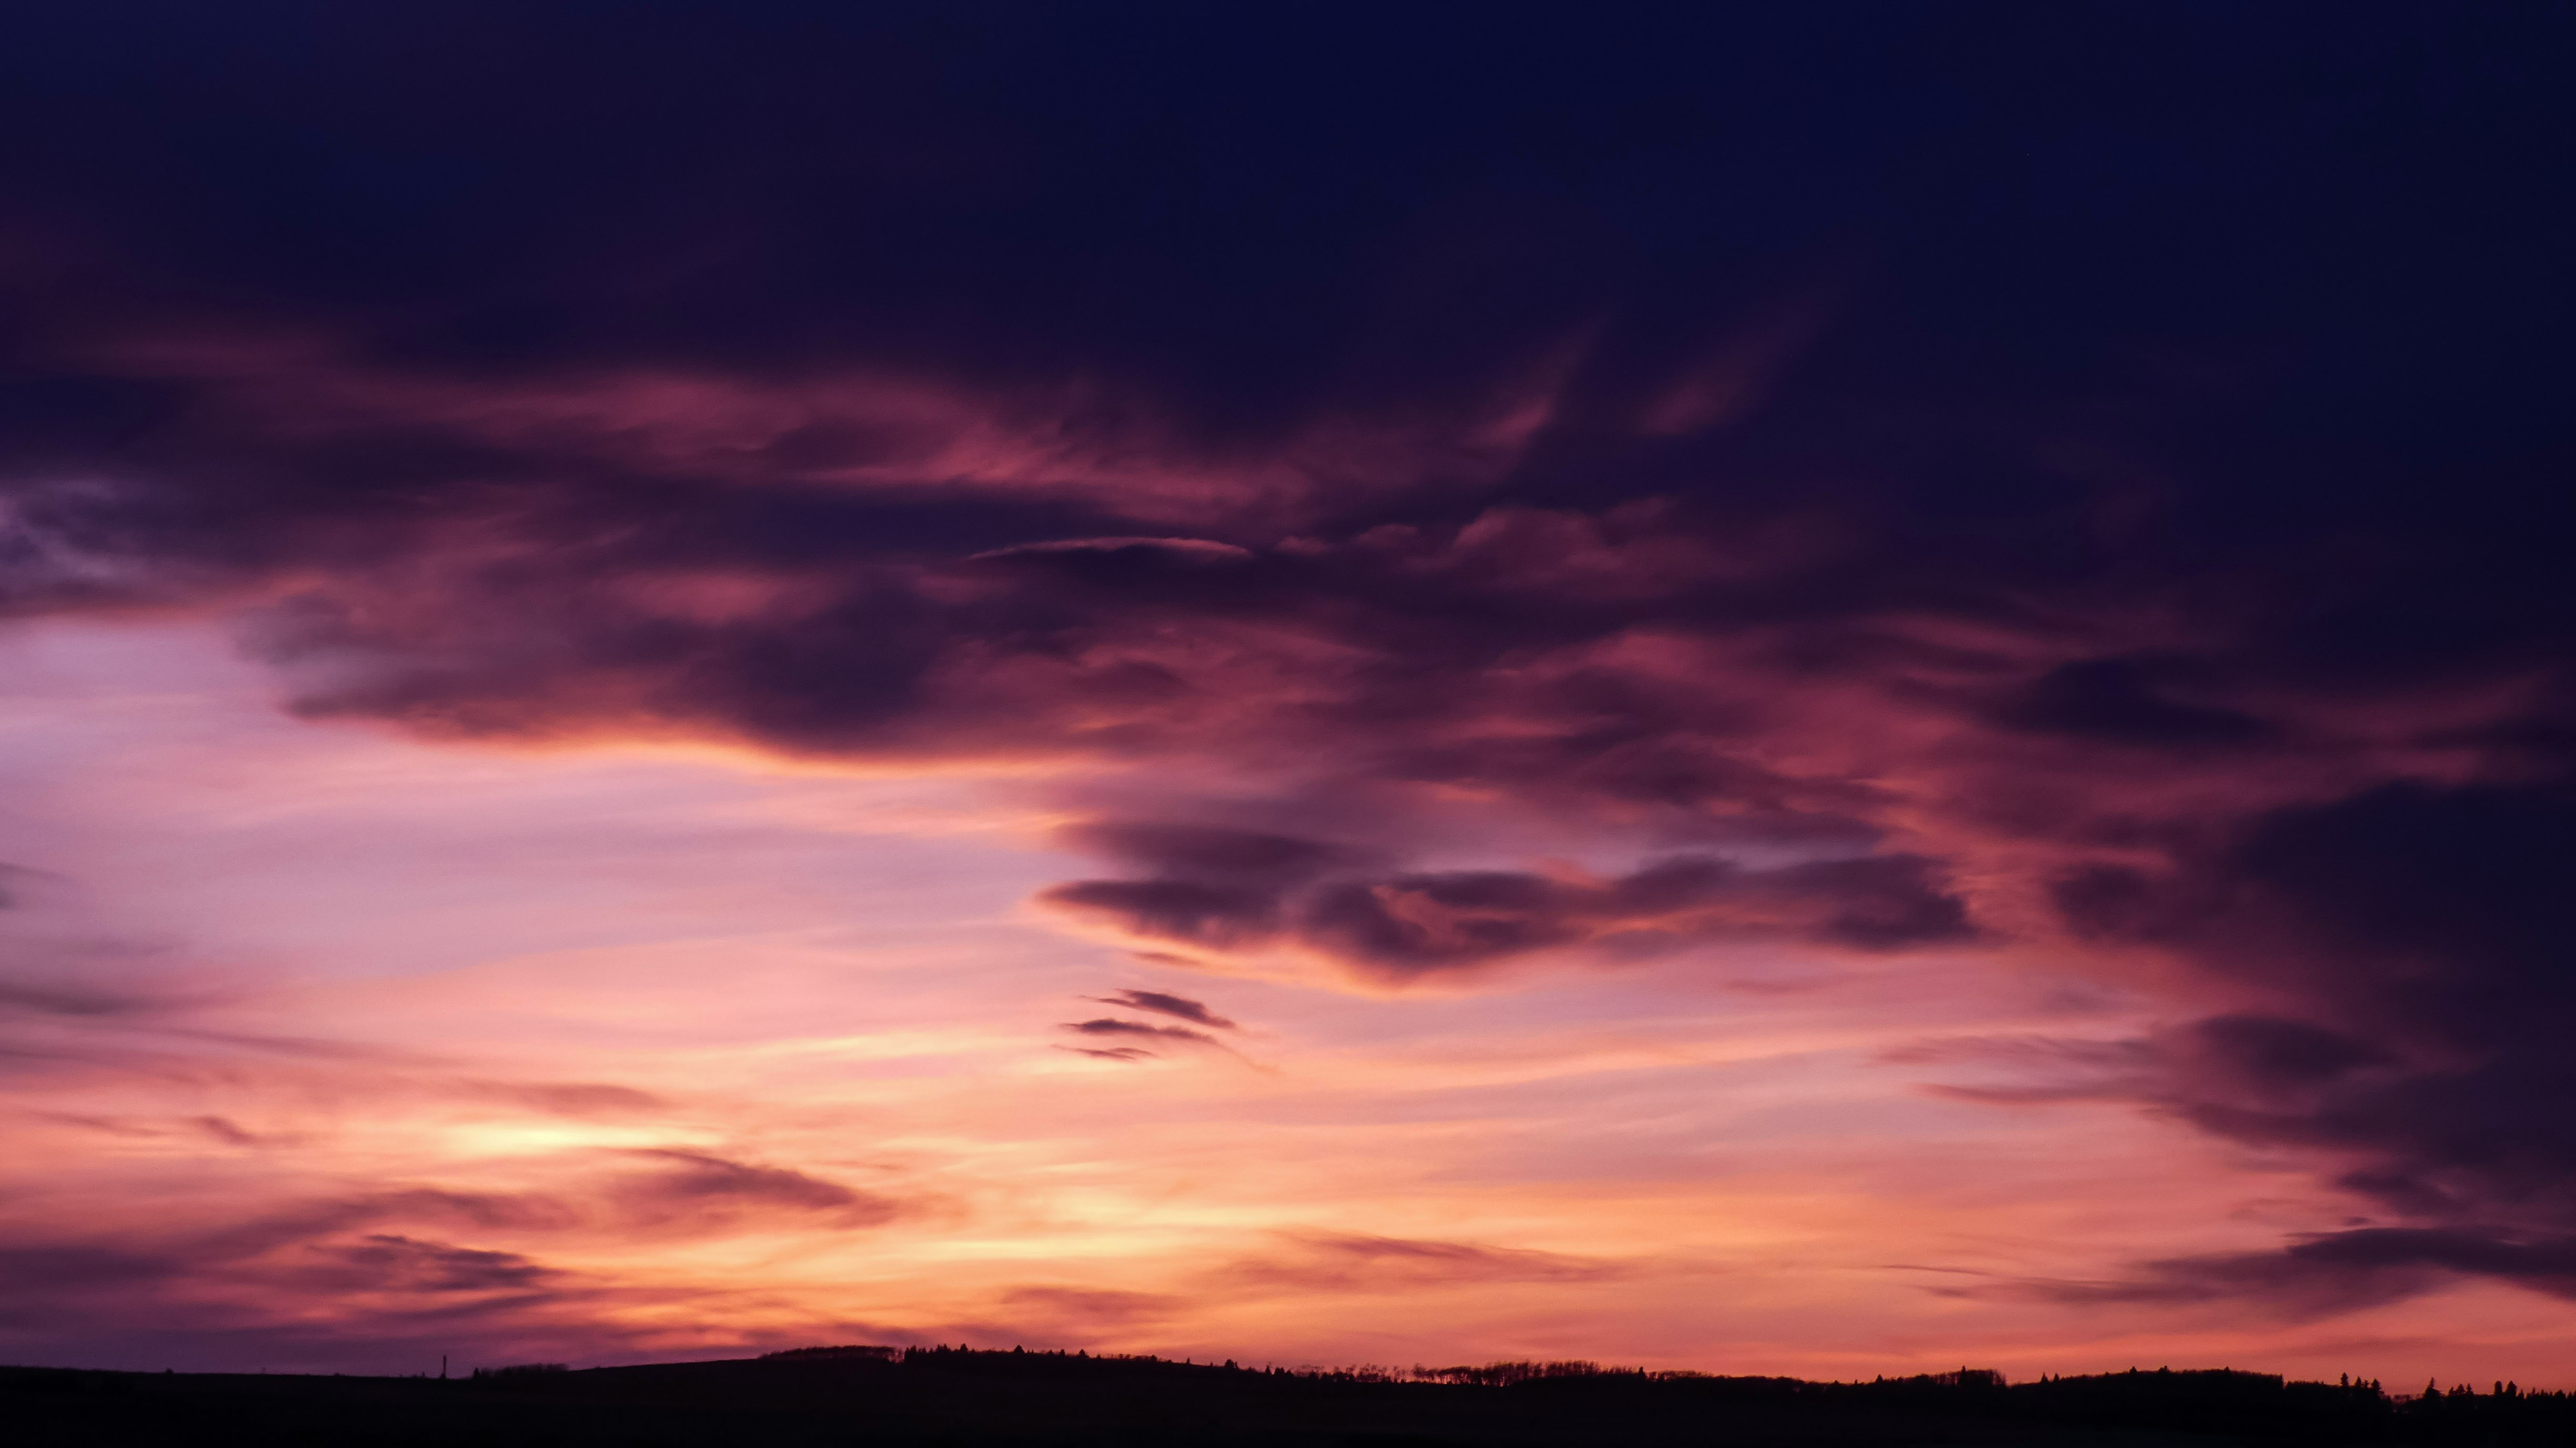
{"left": 4, "top": 616, "right": 2570, "bottom": 1385}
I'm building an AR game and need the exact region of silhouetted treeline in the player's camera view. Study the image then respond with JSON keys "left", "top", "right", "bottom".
{"left": 469, "top": 1362, "right": 567, "bottom": 1380}
{"left": 8, "top": 1346, "right": 2575, "bottom": 1446}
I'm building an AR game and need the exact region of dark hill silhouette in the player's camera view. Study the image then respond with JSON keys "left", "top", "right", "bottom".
{"left": 6, "top": 1346, "right": 2570, "bottom": 1446}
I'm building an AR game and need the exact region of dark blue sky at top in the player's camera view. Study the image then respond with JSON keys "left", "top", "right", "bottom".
{"left": 5, "top": 3, "right": 2561, "bottom": 673}
{"left": 7, "top": 4, "right": 2567, "bottom": 496}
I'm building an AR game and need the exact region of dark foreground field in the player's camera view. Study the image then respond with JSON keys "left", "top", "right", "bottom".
{"left": 5, "top": 1348, "right": 2567, "bottom": 1447}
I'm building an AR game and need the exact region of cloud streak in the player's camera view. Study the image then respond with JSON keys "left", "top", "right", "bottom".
{"left": 1083, "top": 990, "right": 1237, "bottom": 1031}
{"left": 1046, "top": 842, "right": 1971, "bottom": 982}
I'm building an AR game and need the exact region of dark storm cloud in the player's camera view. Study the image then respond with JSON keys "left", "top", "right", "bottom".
{"left": 2, "top": 1, "right": 2574, "bottom": 1324}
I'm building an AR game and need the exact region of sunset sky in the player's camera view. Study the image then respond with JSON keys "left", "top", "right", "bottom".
{"left": 5, "top": 4, "right": 2575, "bottom": 1385}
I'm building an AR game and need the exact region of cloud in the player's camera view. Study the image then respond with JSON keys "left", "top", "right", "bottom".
{"left": 0, "top": 1141, "right": 944, "bottom": 1365}
{"left": 0, "top": 1245, "right": 179, "bottom": 1298}
{"left": 349, "top": 1190, "right": 587, "bottom": 1235}
{"left": 1991, "top": 657, "right": 2278, "bottom": 749}
{"left": 2020, "top": 1229, "right": 2576, "bottom": 1319}
{"left": 0, "top": 979, "right": 155, "bottom": 1019}
{"left": 192, "top": 1115, "right": 270, "bottom": 1147}
{"left": 2041, "top": 785, "right": 2576, "bottom": 1226}
{"left": 0, "top": 870, "right": 175, "bottom": 1029}
{"left": 1215, "top": 1232, "right": 1628, "bottom": 1293}
{"left": 618, "top": 1150, "right": 907, "bottom": 1227}
{"left": 1060, "top": 1018, "right": 1220, "bottom": 1047}
{"left": 1053, "top": 1018, "right": 1235, "bottom": 1064}
{"left": 971, "top": 537, "right": 1256, "bottom": 565}
{"left": 456, "top": 1080, "right": 668, "bottom": 1117}
{"left": 316, "top": 1235, "right": 557, "bottom": 1294}
{"left": 1083, "top": 990, "right": 1236, "bottom": 1030}
{"left": 0, "top": 1195, "right": 583, "bottom": 1348}
{"left": 0, "top": 862, "right": 44, "bottom": 910}
{"left": 1063, "top": 823, "right": 1366, "bottom": 884}
{"left": 994, "top": 1285, "right": 1184, "bottom": 1325}
{"left": 1045, "top": 880, "right": 1284, "bottom": 953}
{"left": 1893, "top": 780, "right": 2576, "bottom": 1306}
{"left": 1046, "top": 846, "right": 1971, "bottom": 981}
{"left": 0, "top": 1206, "right": 617, "bottom": 1370}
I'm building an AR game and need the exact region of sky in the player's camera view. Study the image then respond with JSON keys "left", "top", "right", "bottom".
{"left": 4, "top": 1, "right": 2575, "bottom": 1385}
